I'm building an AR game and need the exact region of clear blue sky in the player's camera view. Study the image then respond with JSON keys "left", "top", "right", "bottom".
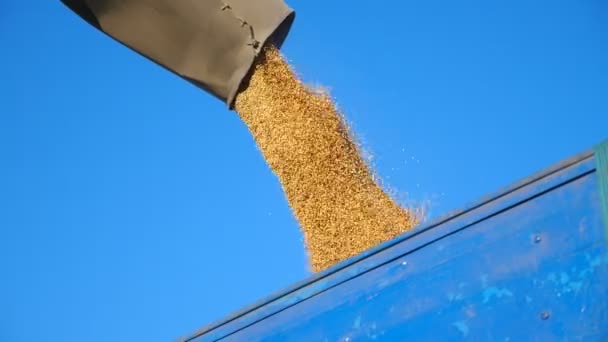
{"left": 1, "top": 1, "right": 606, "bottom": 341}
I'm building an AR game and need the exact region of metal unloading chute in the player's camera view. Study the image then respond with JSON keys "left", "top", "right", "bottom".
{"left": 61, "top": 0, "right": 295, "bottom": 107}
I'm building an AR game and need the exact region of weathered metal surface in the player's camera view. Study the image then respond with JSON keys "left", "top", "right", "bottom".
{"left": 184, "top": 144, "right": 608, "bottom": 341}
{"left": 595, "top": 140, "right": 608, "bottom": 242}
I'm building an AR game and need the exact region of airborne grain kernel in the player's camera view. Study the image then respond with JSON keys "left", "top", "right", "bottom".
{"left": 235, "top": 46, "right": 418, "bottom": 272}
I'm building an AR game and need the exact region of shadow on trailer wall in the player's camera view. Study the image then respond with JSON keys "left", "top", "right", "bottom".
{"left": 182, "top": 140, "right": 608, "bottom": 341}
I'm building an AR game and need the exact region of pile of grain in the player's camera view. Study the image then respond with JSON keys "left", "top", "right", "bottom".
{"left": 235, "top": 46, "right": 418, "bottom": 272}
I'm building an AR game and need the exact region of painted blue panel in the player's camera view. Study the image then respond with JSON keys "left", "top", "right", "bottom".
{"left": 184, "top": 146, "right": 608, "bottom": 342}
{"left": 224, "top": 174, "right": 607, "bottom": 341}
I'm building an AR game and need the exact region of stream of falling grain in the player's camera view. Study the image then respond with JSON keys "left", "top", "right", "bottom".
{"left": 235, "top": 46, "right": 418, "bottom": 272}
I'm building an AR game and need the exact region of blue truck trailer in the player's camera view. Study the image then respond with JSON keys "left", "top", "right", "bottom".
{"left": 183, "top": 141, "right": 608, "bottom": 341}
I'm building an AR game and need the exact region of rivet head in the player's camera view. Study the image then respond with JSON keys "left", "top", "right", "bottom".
{"left": 534, "top": 235, "right": 542, "bottom": 243}
{"left": 540, "top": 311, "right": 551, "bottom": 320}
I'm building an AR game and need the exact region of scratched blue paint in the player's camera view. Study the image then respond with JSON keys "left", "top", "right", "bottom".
{"left": 452, "top": 321, "right": 469, "bottom": 337}
{"left": 568, "top": 281, "right": 583, "bottom": 293}
{"left": 447, "top": 292, "right": 464, "bottom": 302}
{"left": 184, "top": 145, "right": 608, "bottom": 341}
{"left": 482, "top": 287, "right": 513, "bottom": 304}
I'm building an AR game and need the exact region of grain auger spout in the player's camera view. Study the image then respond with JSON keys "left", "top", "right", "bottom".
{"left": 61, "top": 0, "right": 295, "bottom": 107}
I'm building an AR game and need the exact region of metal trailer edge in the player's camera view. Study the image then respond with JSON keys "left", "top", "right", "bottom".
{"left": 183, "top": 140, "right": 608, "bottom": 341}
